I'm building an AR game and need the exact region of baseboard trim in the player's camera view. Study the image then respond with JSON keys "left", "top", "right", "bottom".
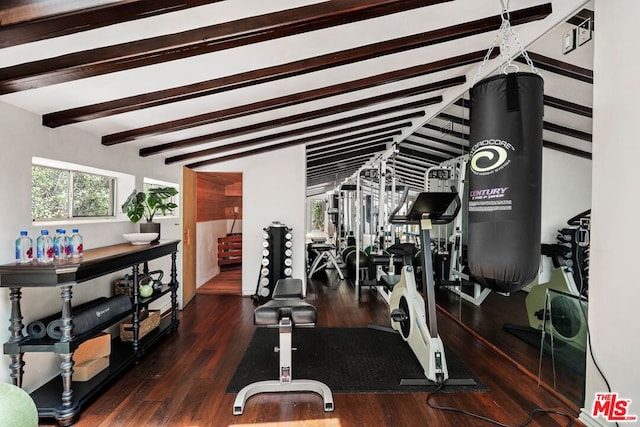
{"left": 579, "top": 409, "right": 607, "bottom": 427}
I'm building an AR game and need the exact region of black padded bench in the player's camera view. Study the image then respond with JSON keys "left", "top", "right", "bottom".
{"left": 232, "top": 278, "right": 334, "bottom": 415}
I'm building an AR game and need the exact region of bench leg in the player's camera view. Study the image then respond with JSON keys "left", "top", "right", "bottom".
{"left": 233, "top": 317, "right": 334, "bottom": 415}
{"left": 233, "top": 379, "right": 334, "bottom": 415}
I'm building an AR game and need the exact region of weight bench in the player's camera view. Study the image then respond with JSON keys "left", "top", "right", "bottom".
{"left": 232, "top": 278, "right": 334, "bottom": 415}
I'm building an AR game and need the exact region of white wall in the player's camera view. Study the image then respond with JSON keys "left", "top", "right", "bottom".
{"left": 581, "top": 1, "right": 640, "bottom": 425}
{"left": 196, "top": 219, "right": 242, "bottom": 287}
{"left": 195, "top": 145, "right": 307, "bottom": 295}
{"left": 538, "top": 148, "right": 592, "bottom": 283}
{"left": 0, "top": 101, "right": 181, "bottom": 391}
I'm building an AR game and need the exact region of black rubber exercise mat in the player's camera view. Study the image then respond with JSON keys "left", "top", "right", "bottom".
{"left": 227, "top": 327, "right": 487, "bottom": 393}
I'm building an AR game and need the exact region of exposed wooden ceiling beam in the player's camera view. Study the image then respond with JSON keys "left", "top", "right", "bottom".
{"left": 307, "top": 132, "right": 400, "bottom": 161}
{"left": 400, "top": 141, "right": 461, "bottom": 158}
{"left": 308, "top": 156, "right": 376, "bottom": 176}
{"left": 453, "top": 96, "right": 593, "bottom": 118}
{"left": 164, "top": 115, "right": 417, "bottom": 165}
{"left": 187, "top": 129, "right": 390, "bottom": 168}
{"left": 308, "top": 151, "right": 386, "bottom": 177}
{"left": 421, "top": 123, "right": 469, "bottom": 140}
{"left": 394, "top": 160, "right": 429, "bottom": 175}
{"left": 437, "top": 112, "right": 469, "bottom": 127}
{"left": 307, "top": 132, "right": 402, "bottom": 159}
{"left": 161, "top": 98, "right": 438, "bottom": 163}
{"left": 423, "top": 113, "right": 593, "bottom": 142}
{"left": 544, "top": 95, "right": 592, "bottom": 118}
{"left": 0, "top": 0, "right": 224, "bottom": 48}
{"left": 515, "top": 51, "right": 593, "bottom": 84}
{"left": 543, "top": 141, "right": 592, "bottom": 159}
{"left": 408, "top": 131, "right": 468, "bottom": 151}
{"left": 406, "top": 137, "right": 467, "bottom": 156}
{"left": 307, "top": 167, "right": 364, "bottom": 183}
{"left": 140, "top": 107, "right": 424, "bottom": 158}
{"left": 399, "top": 145, "right": 449, "bottom": 163}
{"left": 422, "top": 119, "right": 591, "bottom": 158}
{"left": 307, "top": 173, "right": 362, "bottom": 189}
{"left": 42, "top": 42, "right": 484, "bottom": 127}
{"left": 396, "top": 153, "right": 437, "bottom": 169}
{"left": 308, "top": 140, "right": 391, "bottom": 168}
{"left": 395, "top": 170, "right": 429, "bottom": 187}
{"left": 0, "top": 0, "right": 451, "bottom": 94}
{"left": 101, "top": 72, "right": 462, "bottom": 144}
{"left": 544, "top": 121, "right": 592, "bottom": 142}
{"left": 307, "top": 159, "right": 365, "bottom": 176}
{"left": 164, "top": 115, "right": 412, "bottom": 164}
{"left": 392, "top": 171, "right": 426, "bottom": 187}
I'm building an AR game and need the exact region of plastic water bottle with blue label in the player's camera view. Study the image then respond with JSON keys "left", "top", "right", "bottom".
{"left": 15, "top": 231, "right": 33, "bottom": 264}
{"left": 60, "top": 229, "right": 70, "bottom": 259}
{"left": 53, "top": 229, "right": 61, "bottom": 259}
{"left": 36, "top": 230, "right": 54, "bottom": 264}
{"left": 54, "top": 229, "right": 70, "bottom": 260}
{"left": 70, "top": 228, "right": 83, "bottom": 258}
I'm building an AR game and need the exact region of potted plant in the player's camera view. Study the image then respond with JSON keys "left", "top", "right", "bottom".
{"left": 121, "top": 187, "right": 178, "bottom": 242}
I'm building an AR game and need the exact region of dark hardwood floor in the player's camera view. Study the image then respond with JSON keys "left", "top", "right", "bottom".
{"left": 435, "top": 285, "right": 585, "bottom": 409}
{"left": 40, "top": 268, "right": 582, "bottom": 427}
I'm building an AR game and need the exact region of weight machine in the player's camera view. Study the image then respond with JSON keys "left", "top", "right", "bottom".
{"left": 352, "top": 147, "right": 415, "bottom": 301}
{"left": 427, "top": 155, "right": 495, "bottom": 305}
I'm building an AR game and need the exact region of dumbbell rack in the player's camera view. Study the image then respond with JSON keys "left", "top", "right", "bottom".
{"left": 253, "top": 221, "right": 293, "bottom": 300}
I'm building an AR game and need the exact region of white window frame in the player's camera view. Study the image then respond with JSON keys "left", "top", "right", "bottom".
{"left": 143, "top": 177, "right": 180, "bottom": 219}
{"left": 32, "top": 156, "right": 134, "bottom": 226}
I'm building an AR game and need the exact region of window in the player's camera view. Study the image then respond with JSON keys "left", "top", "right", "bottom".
{"left": 310, "top": 199, "right": 325, "bottom": 231}
{"left": 32, "top": 165, "right": 115, "bottom": 220}
{"left": 143, "top": 178, "right": 179, "bottom": 218}
{"left": 31, "top": 157, "right": 133, "bottom": 223}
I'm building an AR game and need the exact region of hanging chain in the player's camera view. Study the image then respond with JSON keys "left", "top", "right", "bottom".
{"left": 473, "top": 0, "right": 539, "bottom": 85}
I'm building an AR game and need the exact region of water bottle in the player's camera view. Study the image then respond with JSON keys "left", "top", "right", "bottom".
{"left": 60, "top": 229, "right": 70, "bottom": 259}
{"left": 54, "top": 229, "right": 69, "bottom": 260}
{"left": 15, "top": 231, "right": 33, "bottom": 264}
{"left": 36, "top": 230, "right": 54, "bottom": 264}
{"left": 53, "top": 229, "right": 62, "bottom": 259}
{"left": 70, "top": 228, "right": 83, "bottom": 258}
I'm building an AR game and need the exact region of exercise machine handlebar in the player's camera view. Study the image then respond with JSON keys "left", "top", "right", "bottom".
{"left": 386, "top": 184, "right": 410, "bottom": 225}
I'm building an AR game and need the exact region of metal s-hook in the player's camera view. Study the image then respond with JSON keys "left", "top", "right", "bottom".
{"left": 501, "top": 0, "right": 511, "bottom": 21}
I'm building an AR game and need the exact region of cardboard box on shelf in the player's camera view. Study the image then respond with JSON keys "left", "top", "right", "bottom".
{"left": 73, "top": 332, "right": 111, "bottom": 365}
{"left": 72, "top": 356, "right": 110, "bottom": 382}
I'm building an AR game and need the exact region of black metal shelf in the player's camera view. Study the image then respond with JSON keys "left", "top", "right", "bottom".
{"left": 0, "top": 240, "right": 181, "bottom": 426}
{"left": 33, "top": 316, "right": 178, "bottom": 422}
{"left": 3, "top": 310, "right": 134, "bottom": 354}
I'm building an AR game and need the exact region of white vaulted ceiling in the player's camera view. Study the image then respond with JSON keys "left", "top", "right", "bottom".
{"left": 0, "top": 0, "right": 593, "bottom": 196}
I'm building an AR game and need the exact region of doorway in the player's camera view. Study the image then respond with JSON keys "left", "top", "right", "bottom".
{"left": 194, "top": 172, "right": 243, "bottom": 295}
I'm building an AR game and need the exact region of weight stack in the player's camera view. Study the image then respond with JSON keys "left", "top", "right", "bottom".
{"left": 255, "top": 221, "right": 293, "bottom": 300}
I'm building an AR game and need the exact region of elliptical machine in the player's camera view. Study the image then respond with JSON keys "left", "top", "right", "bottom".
{"left": 386, "top": 190, "right": 461, "bottom": 385}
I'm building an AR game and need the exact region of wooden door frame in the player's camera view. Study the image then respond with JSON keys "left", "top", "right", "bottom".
{"left": 182, "top": 166, "right": 197, "bottom": 308}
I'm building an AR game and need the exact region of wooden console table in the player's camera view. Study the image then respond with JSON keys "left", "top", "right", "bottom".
{"left": 0, "top": 239, "right": 180, "bottom": 426}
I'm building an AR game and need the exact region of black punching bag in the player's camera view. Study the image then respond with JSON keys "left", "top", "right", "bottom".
{"left": 467, "top": 72, "right": 543, "bottom": 293}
